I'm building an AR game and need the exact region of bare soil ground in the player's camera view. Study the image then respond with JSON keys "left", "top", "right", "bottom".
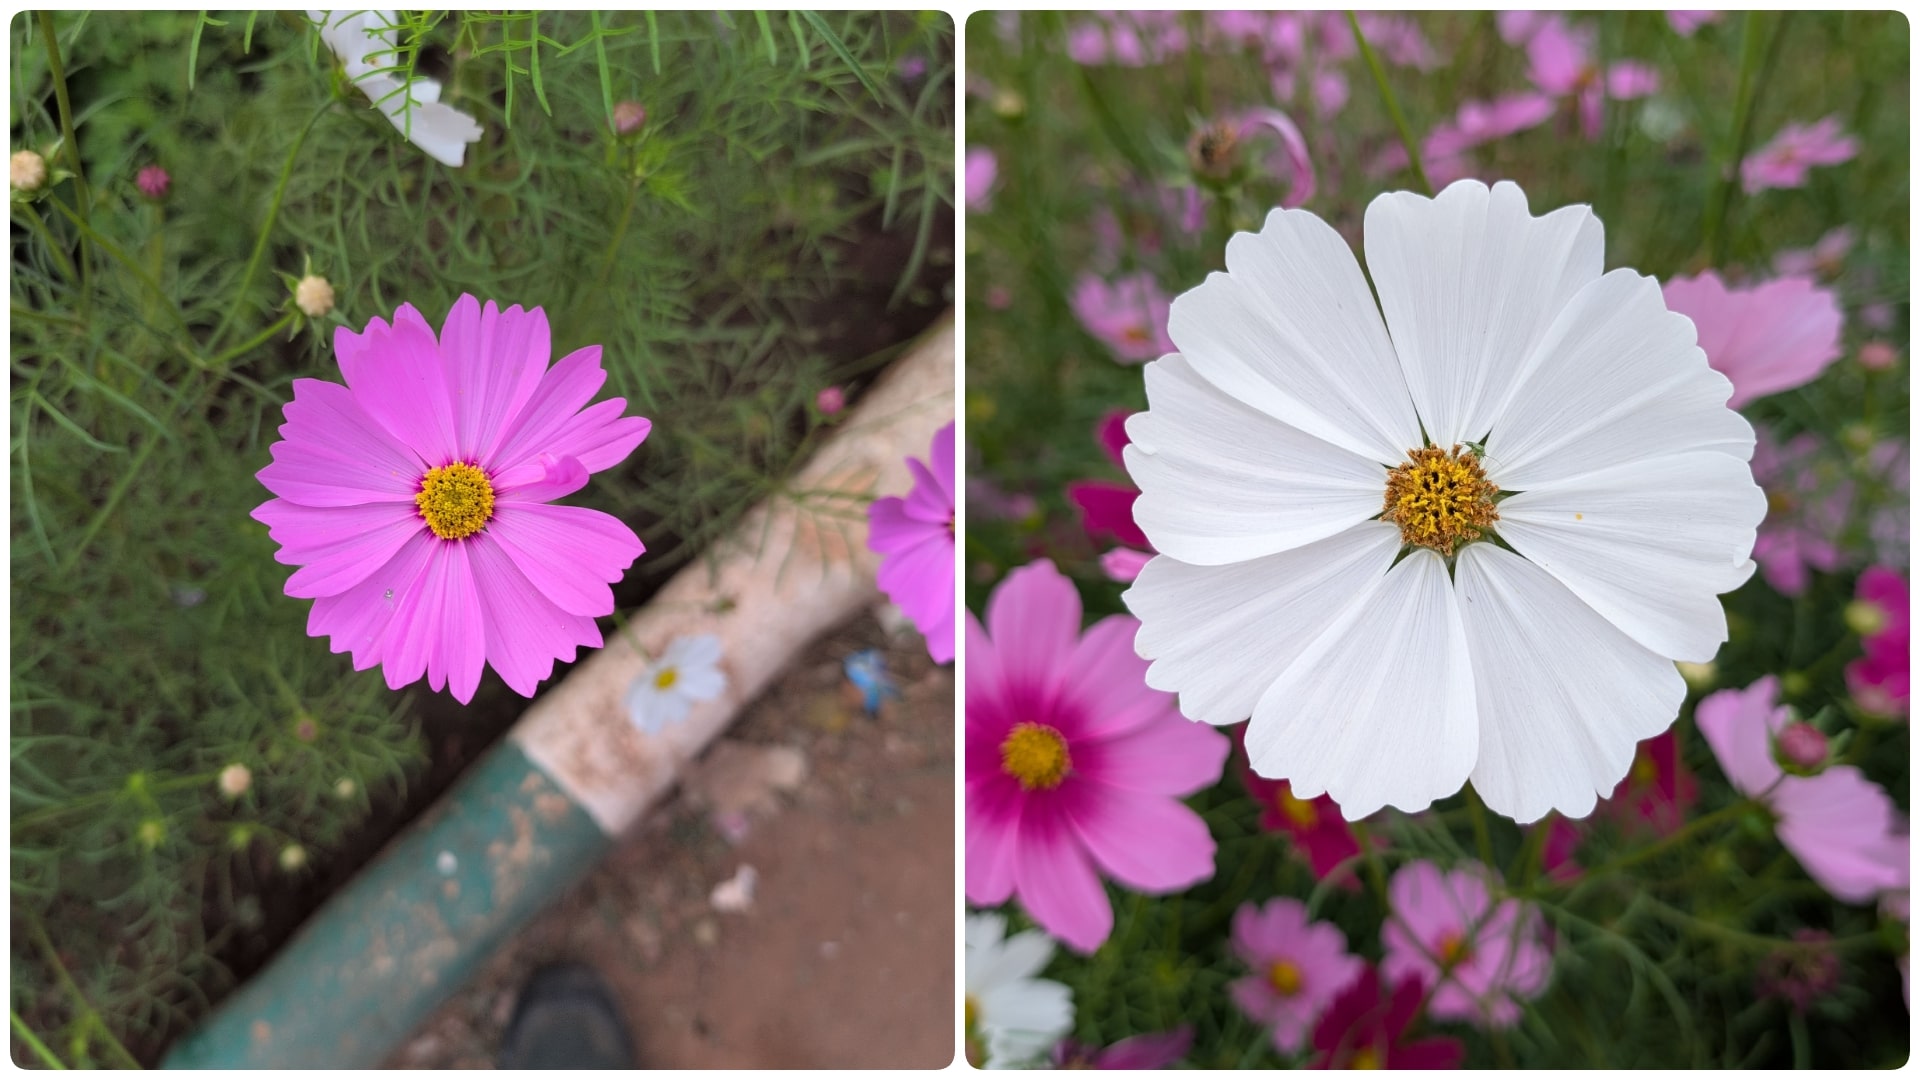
{"left": 386, "top": 612, "right": 955, "bottom": 1069}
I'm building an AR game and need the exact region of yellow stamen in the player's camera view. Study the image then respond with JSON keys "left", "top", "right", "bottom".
{"left": 1630, "top": 750, "right": 1658, "bottom": 786}
{"left": 1350, "top": 1045, "right": 1383, "bottom": 1070}
{"left": 1277, "top": 788, "right": 1318, "bottom": 830}
{"left": 1381, "top": 445, "right": 1499, "bottom": 555}
{"left": 415, "top": 462, "right": 495, "bottom": 540}
{"left": 1268, "top": 958, "right": 1303, "bottom": 997}
{"left": 654, "top": 667, "right": 679, "bottom": 691}
{"left": 1437, "top": 929, "right": 1471, "bottom": 967}
{"left": 1000, "top": 722, "right": 1071, "bottom": 791}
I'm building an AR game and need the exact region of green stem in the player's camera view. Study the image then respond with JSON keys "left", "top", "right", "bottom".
{"left": 1465, "top": 783, "right": 1497, "bottom": 875}
{"left": 44, "top": 194, "right": 200, "bottom": 357}
{"left": 1348, "top": 819, "right": 1391, "bottom": 909}
{"left": 1702, "top": 12, "right": 1769, "bottom": 266}
{"left": 1561, "top": 800, "right": 1754, "bottom": 887}
{"left": 1511, "top": 809, "right": 1555, "bottom": 888}
{"left": 10, "top": 1010, "right": 65, "bottom": 1069}
{"left": 208, "top": 100, "right": 333, "bottom": 353}
{"left": 38, "top": 12, "right": 92, "bottom": 301}
{"left": 15, "top": 203, "right": 78, "bottom": 286}
{"left": 26, "top": 917, "right": 141, "bottom": 1069}
{"left": 1349, "top": 10, "right": 1431, "bottom": 196}
{"left": 208, "top": 311, "right": 297, "bottom": 370}
{"left": 598, "top": 176, "right": 641, "bottom": 282}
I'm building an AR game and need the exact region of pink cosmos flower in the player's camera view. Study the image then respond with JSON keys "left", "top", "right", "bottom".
{"left": 1536, "top": 815, "right": 1584, "bottom": 883}
{"left": 965, "top": 559, "right": 1230, "bottom": 953}
{"left": 1847, "top": 567, "right": 1910, "bottom": 718}
{"left": 1601, "top": 729, "right": 1697, "bottom": 836}
{"left": 1232, "top": 108, "right": 1316, "bottom": 207}
{"left": 869, "top": 421, "right": 955, "bottom": 664}
{"left": 1066, "top": 11, "right": 1186, "bottom": 66}
{"left": 1051, "top": 1027, "right": 1193, "bottom": 1070}
{"left": 1497, "top": 10, "right": 1552, "bottom": 45}
{"left": 965, "top": 146, "right": 997, "bottom": 212}
{"left": 1309, "top": 965, "right": 1464, "bottom": 1070}
{"left": 1381, "top": 861, "right": 1552, "bottom": 1028}
{"left": 1755, "top": 929, "right": 1844, "bottom": 1013}
{"left": 1748, "top": 429, "right": 1848, "bottom": 596}
{"left": 1773, "top": 226, "right": 1854, "bottom": 278}
{"left": 1070, "top": 272, "right": 1175, "bottom": 364}
{"left": 1520, "top": 14, "right": 1659, "bottom": 139}
{"left": 1425, "top": 93, "right": 1556, "bottom": 161}
{"left": 1668, "top": 11, "right": 1723, "bottom": 36}
{"left": 1859, "top": 341, "right": 1900, "bottom": 371}
{"left": 1662, "top": 271, "right": 1843, "bottom": 408}
{"left": 1696, "top": 676, "right": 1909, "bottom": 902}
{"left": 1235, "top": 727, "right": 1369, "bottom": 885}
{"left": 1066, "top": 409, "right": 1154, "bottom": 580}
{"left": 1742, "top": 116, "right": 1860, "bottom": 193}
{"left": 254, "top": 296, "right": 650, "bottom": 703}
{"left": 1229, "top": 897, "right": 1366, "bottom": 1054}
{"left": 137, "top": 164, "right": 171, "bottom": 199}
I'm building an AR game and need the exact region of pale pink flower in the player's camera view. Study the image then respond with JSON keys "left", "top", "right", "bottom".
{"left": 1099, "top": 547, "right": 1152, "bottom": 583}
{"left": 815, "top": 386, "right": 845, "bottom": 415}
{"left": 1227, "top": 897, "right": 1365, "bottom": 1054}
{"left": 868, "top": 422, "right": 955, "bottom": 664}
{"left": 966, "top": 560, "right": 1230, "bottom": 953}
{"left": 254, "top": 296, "right": 651, "bottom": 703}
{"left": 137, "top": 164, "right": 171, "bottom": 199}
{"left": 1662, "top": 271, "right": 1843, "bottom": 408}
{"left": 1091, "top": 185, "right": 1207, "bottom": 268}
{"left": 1742, "top": 116, "right": 1860, "bottom": 193}
{"left": 965, "top": 147, "right": 997, "bottom": 212}
{"left": 1425, "top": 94, "right": 1556, "bottom": 160}
{"left": 1859, "top": 301, "right": 1896, "bottom": 330}
{"left": 1696, "top": 676, "right": 1909, "bottom": 902}
{"left": 1231, "top": 108, "right": 1316, "bottom": 207}
{"left": 1773, "top": 226, "right": 1854, "bottom": 278}
{"left": 1497, "top": 10, "right": 1552, "bottom": 45}
{"left": 1667, "top": 11, "right": 1723, "bottom": 36}
{"left": 1070, "top": 272, "right": 1175, "bottom": 364}
{"left": 1381, "top": 861, "right": 1552, "bottom": 1028}
{"left": 612, "top": 100, "right": 646, "bottom": 135}
{"left": 1748, "top": 429, "right": 1847, "bottom": 596}
{"left": 1859, "top": 341, "right": 1900, "bottom": 371}
{"left": 1066, "top": 11, "right": 1186, "bottom": 66}
{"left": 1522, "top": 14, "right": 1659, "bottom": 139}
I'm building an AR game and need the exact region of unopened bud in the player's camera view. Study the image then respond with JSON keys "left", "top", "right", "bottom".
{"left": 10, "top": 149, "right": 46, "bottom": 191}
{"left": 1859, "top": 342, "right": 1899, "bottom": 371}
{"left": 295, "top": 275, "right": 335, "bottom": 318}
{"left": 334, "top": 777, "right": 357, "bottom": 800}
{"left": 137, "top": 164, "right": 171, "bottom": 200}
{"left": 991, "top": 89, "right": 1025, "bottom": 120}
{"left": 613, "top": 100, "right": 647, "bottom": 136}
{"left": 279, "top": 844, "right": 308, "bottom": 872}
{"left": 137, "top": 819, "right": 166, "bottom": 849}
{"left": 218, "top": 763, "right": 253, "bottom": 798}
{"left": 816, "top": 386, "right": 846, "bottom": 416}
{"left": 1776, "top": 722, "right": 1829, "bottom": 773}
{"left": 1188, "top": 121, "right": 1240, "bottom": 182}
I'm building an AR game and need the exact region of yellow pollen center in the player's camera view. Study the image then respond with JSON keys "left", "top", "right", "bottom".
{"left": 1437, "top": 930, "right": 1471, "bottom": 967}
{"left": 1122, "top": 324, "right": 1152, "bottom": 344}
{"left": 1267, "top": 958, "right": 1303, "bottom": 997}
{"left": 1630, "top": 751, "right": 1658, "bottom": 786}
{"left": 1277, "top": 788, "right": 1318, "bottom": 829}
{"left": 1000, "top": 722, "right": 1071, "bottom": 791}
{"left": 964, "top": 994, "right": 978, "bottom": 1032}
{"left": 1350, "top": 1045, "right": 1383, "bottom": 1070}
{"left": 415, "top": 462, "right": 495, "bottom": 540}
{"left": 1381, "top": 445, "right": 1499, "bottom": 555}
{"left": 654, "top": 667, "right": 679, "bottom": 691}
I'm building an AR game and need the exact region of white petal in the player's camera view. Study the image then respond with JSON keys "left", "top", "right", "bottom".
{"left": 1124, "top": 522, "right": 1402, "bottom": 725}
{"left": 1244, "top": 548, "right": 1478, "bottom": 819}
{"left": 1364, "top": 179, "right": 1604, "bottom": 449}
{"left": 676, "top": 667, "right": 726, "bottom": 701}
{"left": 969, "top": 926, "right": 1056, "bottom": 992}
{"left": 979, "top": 978, "right": 1074, "bottom": 1069}
{"left": 1455, "top": 543, "right": 1686, "bottom": 823}
{"left": 1165, "top": 206, "right": 1421, "bottom": 464}
{"left": 1125, "top": 355, "right": 1386, "bottom": 564}
{"left": 1498, "top": 451, "right": 1766, "bottom": 662}
{"left": 1482, "top": 269, "right": 1756, "bottom": 490}
{"left": 666, "top": 633, "right": 725, "bottom": 668}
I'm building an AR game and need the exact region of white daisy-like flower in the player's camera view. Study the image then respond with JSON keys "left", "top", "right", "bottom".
{"left": 964, "top": 912, "right": 1073, "bottom": 1070}
{"left": 624, "top": 634, "right": 727, "bottom": 735}
{"left": 308, "top": 10, "right": 483, "bottom": 168}
{"left": 1122, "top": 179, "right": 1766, "bottom": 824}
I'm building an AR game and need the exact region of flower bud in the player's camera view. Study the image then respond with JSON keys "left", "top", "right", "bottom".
{"left": 279, "top": 844, "right": 308, "bottom": 872}
{"left": 218, "top": 763, "right": 253, "bottom": 798}
{"left": 10, "top": 149, "right": 46, "bottom": 191}
{"left": 1187, "top": 120, "right": 1240, "bottom": 182}
{"left": 137, "top": 164, "right": 171, "bottom": 200}
{"left": 295, "top": 275, "right": 335, "bottom": 318}
{"left": 1859, "top": 341, "right": 1899, "bottom": 371}
{"left": 334, "top": 777, "right": 357, "bottom": 800}
{"left": 1775, "top": 722, "right": 1828, "bottom": 773}
{"left": 613, "top": 100, "right": 647, "bottom": 136}
{"left": 816, "top": 386, "right": 846, "bottom": 416}
{"left": 136, "top": 819, "right": 167, "bottom": 849}
{"left": 1845, "top": 599, "right": 1890, "bottom": 638}
{"left": 991, "top": 89, "right": 1025, "bottom": 120}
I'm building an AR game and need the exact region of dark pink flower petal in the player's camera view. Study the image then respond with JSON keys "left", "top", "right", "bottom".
{"left": 485, "top": 502, "right": 642, "bottom": 618}
{"left": 438, "top": 296, "right": 551, "bottom": 463}
{"left": 1069, "top": 779, "right": 1218, "bottom": 892}
{"left": 1068, "top": 479, "right": 1149, "bottom": 549}
{"left": 334, "top": 304, "right": 460, "bottom": 465}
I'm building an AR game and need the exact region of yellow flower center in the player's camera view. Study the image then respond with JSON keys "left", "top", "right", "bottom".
{"left": 1277, "top": 787, "right": 1318, "bottom": 829}
{"left": 1350, "top": 1045, "right": 1383, "bottom": 1070}
{"left": 964, "top": 994, "right": 977, "bottom": 1032}
{"left": 654, "top": 666, "right": 679, "bottom": 691}
{"left": 1267, "top": 958, "right": 1303, "bottom": 997}
{"left": 415, "top": 462, "right": 495, "bottom": 540}
{"left": 1381, "top": 445, "right": 1499, "bottom": 556}
{"left": 1630, "top": 749, "right": 1658, "bottom": 786}
{"left": 1437, "top": 929, "right": 1471, "bottom": 967}
{"left": 1000, "top": 722, "right": 1071, "bottom": 791}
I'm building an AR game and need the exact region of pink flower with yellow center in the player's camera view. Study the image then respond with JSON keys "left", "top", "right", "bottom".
{"left": 254, "top": 295, "right": 650, "bottom": 703}
{"left": 1070, "top": 272, "right": 1176, "bottom": 365}
{"left": 1661, "top": 271, "right": 1843, "bottom": 409}
{"left": 1227, "top": 897, "right": 1365, "bottom": 1054}
{"left": 1381, "top": 861, "right": 1553, "bottom": 1028}
{"left": 1742, "top": 115, "right": 1860, "bottom": 193}
{"left": 965, "top": 559, "right": 1230, "bottom": 953}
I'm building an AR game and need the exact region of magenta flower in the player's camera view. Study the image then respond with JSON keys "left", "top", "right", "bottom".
{"left": 137, "top": 164, "right": 171, "bottom": 199}
{"left": 1235, "top": 727, "right": 1370, "bottom": 885}
{"left": 869, "top": 421, "right": 955, "bottom": 665}
{"left": 1070, "top": 272, "right": 1175, "bottom": 364}
{"left": 1536, "top": 816, "right": 1584, "bottom": 883}
{"left": 965, "top": 146, "right": 997, "bottom": 212}
{"left": 965, "top": 559, "right": 1229, "bottom": 953}
{"left": 1696, "top": 676, "right": 1909, "bottom": 902}
{"left": 1601, "top": 729, "right": 1698, "bottom": 837}
{"left": 1381, "top": 861, "right": 1552, "bottom": 1028}
{"left": 1748, "top": 429, "right": 1848, "bottom": 596}
{"left": 1662, "top": 271, "right": 1843, "bottom": 408}
{"left": 1066, "top": 409, "right": 1154, "bottom": 580}
{"left": 1756, "top": 929, "right": 1844, "bottom": 1013}
{"left": 1742, "top": 115, "right": 1860, "bottom": 193}
{"left": 1520, "top": 14, "right": 1659, "bottom": 139}
{"left": 1066, "top": 11, "right": 1186, "bottom": 66}
{"left": 1051, "top": 1027, "right": 1193, "bottom": 1070}
{"left": 1847, "top": 567, "right": 1910, "bottom": 718}
{"left": 1425, "top": 93, "right": 1555, "bottom": 161}
{"left": 815, "top": 385, "right": 845, "bottom": 416}
{"left": 1231, "top": 108, "right": 1316, "bottom": 207}
{"left": 1773, "top": 226, "right": 1854, "bottom": 278}
{"left": 1309, "top": 965, "right": 1464, "bottom": 1070}
{"left": 1668, "top": 10, "right": 1723, "bottom": 36}
{"left": 1228, "top": 897, "right": 1365, "bottom": 1054}
{"left": 254, "top": 296, "right": 650, "bottom": 703}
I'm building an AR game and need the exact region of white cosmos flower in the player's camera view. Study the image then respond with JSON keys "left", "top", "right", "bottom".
{"left": 309, "top": 10, "right": 483, "bottom": 167}
{"left": 1122, "top": 179, "right": 1766, "bottom": 824}
{"left": 964, "top": 912, "right": 1073, "bottom": 1069}
{"left": 624, "top": 634, "right": 727, "bottom": 735}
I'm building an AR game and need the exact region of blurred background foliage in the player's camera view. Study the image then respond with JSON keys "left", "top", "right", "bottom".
{"left": 964, "top": 9, "right": 1907, "bottom": 1069}
{"left": 11, "top": 9, "right": 951, "bottom": 1066}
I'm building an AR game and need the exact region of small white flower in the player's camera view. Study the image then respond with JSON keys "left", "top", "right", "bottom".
{"left": 295, "top": 274, "right": 335, "bottom": 317}
{"left": 624, "top": 634, "right": 727, "bottom": 735}
{"left": 10, "top": 149, "right": 46, "bottom": 191}
{"left": 217, "top": 763, "right": 252, "bottom": 798}
{"left": 965, "top": 912, "right": 1073, "bottom": 1070}
{"left": 308, "top": 10, "right": 482, "bottom": 167}
{"left": 1123, "top": 179, "right": 1765, "bottom": 824}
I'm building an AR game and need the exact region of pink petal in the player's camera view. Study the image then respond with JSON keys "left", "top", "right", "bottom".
{"left": 438, "top": 296, "right": 552, "bottom": 464}
{"left": 1068, "top": 781, "right": 1217, "bottom": 892}
{"left": 1078, "top": 710, "right": 1230, "bottom": 796}
{"left": 965, "top": 773, "right": 1024, "bottom": 905}
{"left": 494, "top": 399, "right": 650, "bottom": 490}
{"left": 496, "top": 453, "right": 590, "bottom": 504}
{"left": 1057, "top": 615, "right": 1166, "bottom": 739}
{"left": 433, "top": 540, "right": 487, "bottom": 704}
{"left": 1693, "top": 676, "right": 1787, "bottom": 796}
{"left": 484, "top": 345, "right": 609, "bottom": 473}
{"left": 466, "top": 534, "right": 600, "bottom": 697}
{"left": 1774, "top": 767, "right": 1909, "bottom": 902}
{"left": 1099, "top": 546, "right": 1153, "bottom": 582}
{"left": 484, "top": 502, "right": 643, "bottom": 618}
{"left": 876, "top": 531, "right": 956, "bottom": 663}
{"left": 1013, "top": 803, "right": 1113, "bottom": 953}
{"left": 256, "top": 379, "right": 424, "bottom": 507}
{"left": 984, "top": 560, "right": 1082, "bottom": 702}
{"left": 305, "top": 530, "right": 439, "bottom": 673}
{"left": 1663, "top": 271, "right": 1843, "bottom": 408}
{"left": 334, "top": 304, "right": 460, "bottom": 466}
{"left": 929, "top": 421, "right": 956, "bottom": 505}
{"left": 257, "top": 499, "right": 426, "bottom": 599}
{"left": 1068, "top": 480, "right": 1148, "bottom": 549}
{"left": 903, "top": 455, "right": 952, "bottom": 526}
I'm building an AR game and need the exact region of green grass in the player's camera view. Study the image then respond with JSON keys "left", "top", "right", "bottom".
{"left": 11, "top": 9, "right": 951, "bottom": 1065}
{"left": 965, "top": 10, "right": 1907, "bottom": 1069}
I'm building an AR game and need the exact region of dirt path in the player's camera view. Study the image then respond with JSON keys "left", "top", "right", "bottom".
{"left": 387, "top": 613, "right": 954, "bottom": 1069}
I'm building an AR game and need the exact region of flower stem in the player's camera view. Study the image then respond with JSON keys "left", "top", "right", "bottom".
{"left": 1348, "top": 818, "right": 1391, "bottom": 908}
{"left": 1349, "top": 11, "right": 1431, "bottom": 196}
{"left": 208, "top": 100, "right": 334, "bottom": 354}
{"left": 10, "top": 1010, "right": 65, "bottom": 1069}
{"left": 1564, "top": 800, "right": 1754, "bottom": 887}
{"left": 38, "top": 12, "right": 91, "bottom": 302}
{"left": 1464, "top": 783, "right": 1497, "bottom": 874}
{"left": 1702, "top": 12, "right": 1784, "bottom": 267}
{"left": 208, "top": 310, "right": 297, "bottom": 370}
